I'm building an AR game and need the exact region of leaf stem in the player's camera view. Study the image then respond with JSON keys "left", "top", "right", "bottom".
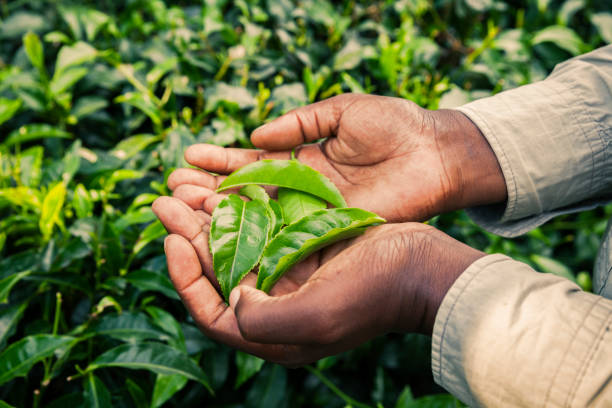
{"left": 52, "top": 292, "right": 62, "bottom": 335}
{"left": 304, "top": 365, "right": 373, "bottom": 408}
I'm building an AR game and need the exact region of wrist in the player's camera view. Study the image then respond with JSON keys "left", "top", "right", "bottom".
{"left": 392, "top": 224, "right": 486, "bottom": 336}
{"left": 431, "top": 109, "right": 507, "bottom": 213}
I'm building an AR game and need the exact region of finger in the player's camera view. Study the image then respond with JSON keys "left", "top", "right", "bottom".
{"left": 168, "top": 168, "right": 218, "bottom": 191}
{"left": 184, "top": 144, "right": 290, "bottom": 174}
{"left": 165, "top": 234, "right": 313, "bottom": 363}
{"left": 229, "top": 277, "right": 343, "bottom": 345}
{"left": 250, "top": 95, "right": 350, "bottom": 150}
{"left": 152, "top": 196, "right": 203, "bottom": 240}
{"left": 173, "top": 184, "right": 215, "bottom": 210}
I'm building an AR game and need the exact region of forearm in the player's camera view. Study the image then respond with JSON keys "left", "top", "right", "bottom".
{"left": 432, "top": 254, "right": 612, "bottom": 406}
{"left": 454, "top": 45, "right": 612, "bottom": 236}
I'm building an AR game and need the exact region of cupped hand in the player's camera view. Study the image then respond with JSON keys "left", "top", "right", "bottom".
{"left": 152, "top": 195, "right": 484, "bottom": 366}
{"left": 168, "top": 93, "right": 506, "bottom": 222}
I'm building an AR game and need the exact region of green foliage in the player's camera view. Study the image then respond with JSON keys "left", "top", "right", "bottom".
{"left": 217, "top": 158, "right": 348, "bottom": 207}
{"left": 258, "top": 208, "right": 386, "bottom": 292}
{"left": 0, "top": 0, "right": 607, "bottom": 407}
{"left": 210, "top": 194, "right": 270, "bottom": 301}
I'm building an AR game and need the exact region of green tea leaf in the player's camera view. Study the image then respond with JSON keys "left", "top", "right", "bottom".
{"left": 133, "top": 220, "right": 166, "bottom": 255}
{"left": 258, "top": 208, "right": 385, "bottom": 292}
{"left": 54, "top": 41, "right": 97, "bottom": 76}
{"left": 0, "top": 271, "right": 31, "bottom": 304}
{"left": 0, "top": 335, "right": 76, "bottom": 385}
{"left": 592, "top": 13, "right": 612, "bottom": 44}
{"left": 530, "top": 254, "right": 576, "bottom": 282}
{"left": 72, "top": 183, "right": 94, "bottom": 219}
{"left": 145, "top": 306, "right": 185, "bottom": 350}
{"left": 4, "top": 124, "right": 71, "bottom": 147}
{"left": 23, "top": 32, "right": 44, "bottom": 73}
{"left": 210, "top": 194, "right": 270, "bottom": 301}
{"left": 235, "top": 351, "right": 265, "bottom": 389}
{"left": 83, "top": 373, "right": 112, "bottom": 408}
{"left": 0, "top": 98, "right": 22, "bottom": 127}
{"left": 0, "top": 301, "right": 27, "bottom": 349}
{"left": 151, "top": 374, "right": 189, "bottom": 408}
{"left": 532, "top": 26, "right": 584, "bottom": 55}
{"left": 110, "top": 134, "right": 159, "bottom": 160}
{"left": 245, "top": 364, "right": 287, "bottom": 408}
{"left": 239, "top": 185, "right": 283, "bottom": 239}
{"left": 39, "top": 182, "right": 67, "bottom": 240}
{"left": 277, "top": 187, "right": 326, "bottom": 224}
{"left": 125, "top": 270, "right": 180, "bottom": 300}
{"left": 217, "top": 159, "right": 347, "bottom": 208}
{"left": 86, "top": 342, "right": 213, "bottom": 394}
{"left": 88, "top": 312, "right": 169, "bottom": 343}
{"left": 50, "top": 66, "right": 88, "bottom": 96}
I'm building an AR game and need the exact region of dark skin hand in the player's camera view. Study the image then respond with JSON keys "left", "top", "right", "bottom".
{"left": 153, "top": 196, "right": 485, "bottom": 366}
{"left": 167, "top": 93, "right": 506, "bottom": 222}
{"left": 154, "top": 93, "right": 508, "bottom": 366}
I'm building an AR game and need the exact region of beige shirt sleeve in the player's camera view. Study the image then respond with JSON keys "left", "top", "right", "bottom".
{"left": 432, "top": 46, "right": 612, "bottom": 406}
{"left": 432, "top": 254, "right": 612, "bottom": 407}
{"left": 456, "top": 45, "right": 612, "bottom": 238}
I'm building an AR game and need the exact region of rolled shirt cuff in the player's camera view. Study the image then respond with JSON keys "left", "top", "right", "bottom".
{"left": 431, "top": 253, "right": 612, "bottom": 406}
{"left": 455, "top": 46, "right": 612, "bottom": 237}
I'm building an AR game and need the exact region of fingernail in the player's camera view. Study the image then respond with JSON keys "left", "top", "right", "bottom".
{"left": 163, "top": 236, "right": 170, "bottom": 251}
{"left": 229, "top": 288, "right": 241, "bottom": 310}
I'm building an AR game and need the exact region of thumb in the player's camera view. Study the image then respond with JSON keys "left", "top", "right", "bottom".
{"left": 250, "top": 94, "right": 352, "bottom": 150}
{"left": 228, "top": 282, "right": 338, "bottom": 345}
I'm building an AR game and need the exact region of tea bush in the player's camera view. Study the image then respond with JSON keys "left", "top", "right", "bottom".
{"left": 0, "top": 0, "right": 609, "bottom": 407}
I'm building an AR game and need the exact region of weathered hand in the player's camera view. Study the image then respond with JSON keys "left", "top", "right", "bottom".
{"left": 168, "top": 93, "right": 506, "bottom": 222}
{"left": 152, "top": 195, "right": 484, "bottom": 366}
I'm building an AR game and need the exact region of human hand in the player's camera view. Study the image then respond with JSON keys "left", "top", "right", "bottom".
{"left": 168, "top": 93, "right": 506, "bottom": 222}
{"left": 153, "top": 195, "right": 484, "bottom": 366}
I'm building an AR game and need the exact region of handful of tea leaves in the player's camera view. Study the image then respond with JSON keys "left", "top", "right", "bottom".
{"left": 209, "top": 159, "right": 385, "bottom": 301}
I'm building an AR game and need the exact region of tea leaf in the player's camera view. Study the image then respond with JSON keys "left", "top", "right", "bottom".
{"left": 151, "top": 374, "right": 189, "bottom": 408}
{"left": 277, "top": 187, "right": 326, "bottom": 224}
{"left": 239, "top": 185, "right": 284, "bottom": 239}
{"left": 86, "top": 342, "right": 213, "bottom": 394}
{"left": 83, "top": 373, "right": 112, "bottom": 408}
{"left": 39, "top": 182, "right": 67, "bottom": 241}
{"left": 5, "top": 124, "right": 71, "bottom": 147}
{"left": 257, "top": 208, "right": 385, "bottom": 292}
{"left": 210, "top": 194, "right": 270, "bottom": 301}
{"left": 0, "top": 335, "right": 76, "bottom": 385}
{"left": 218, "top": 159, "right": 347, "bottom": 208}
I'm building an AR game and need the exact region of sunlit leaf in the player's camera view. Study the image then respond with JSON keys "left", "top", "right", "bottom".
{"left": 23, "top": 32, "right": 44, "bottom": 73}
{"left": 54, "top": 41, "right": 97, "bottom": 76}
{"left": 39, "top": 182, "right": 67, "bottom": 241}
{"left": 4, "top": 124, "right": 71, "bottom": 147}
{"left": 532, "top": 26, "right": 584, "bottom": 55}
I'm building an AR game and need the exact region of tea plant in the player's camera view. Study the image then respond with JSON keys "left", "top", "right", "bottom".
{"left": 0, "top": 0, "right": 609, "bottom": 407}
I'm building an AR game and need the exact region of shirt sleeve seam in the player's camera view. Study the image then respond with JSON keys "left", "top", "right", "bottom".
{"left": 542, "top": 295, "right": 601, "bottom": 405}
{"left": 566, "top": 300, "right": 612, "bottom": 406}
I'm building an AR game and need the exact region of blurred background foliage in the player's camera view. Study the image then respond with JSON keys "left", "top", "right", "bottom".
{"left": 0, "top": 0, "right": 610, "bottom": 406}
